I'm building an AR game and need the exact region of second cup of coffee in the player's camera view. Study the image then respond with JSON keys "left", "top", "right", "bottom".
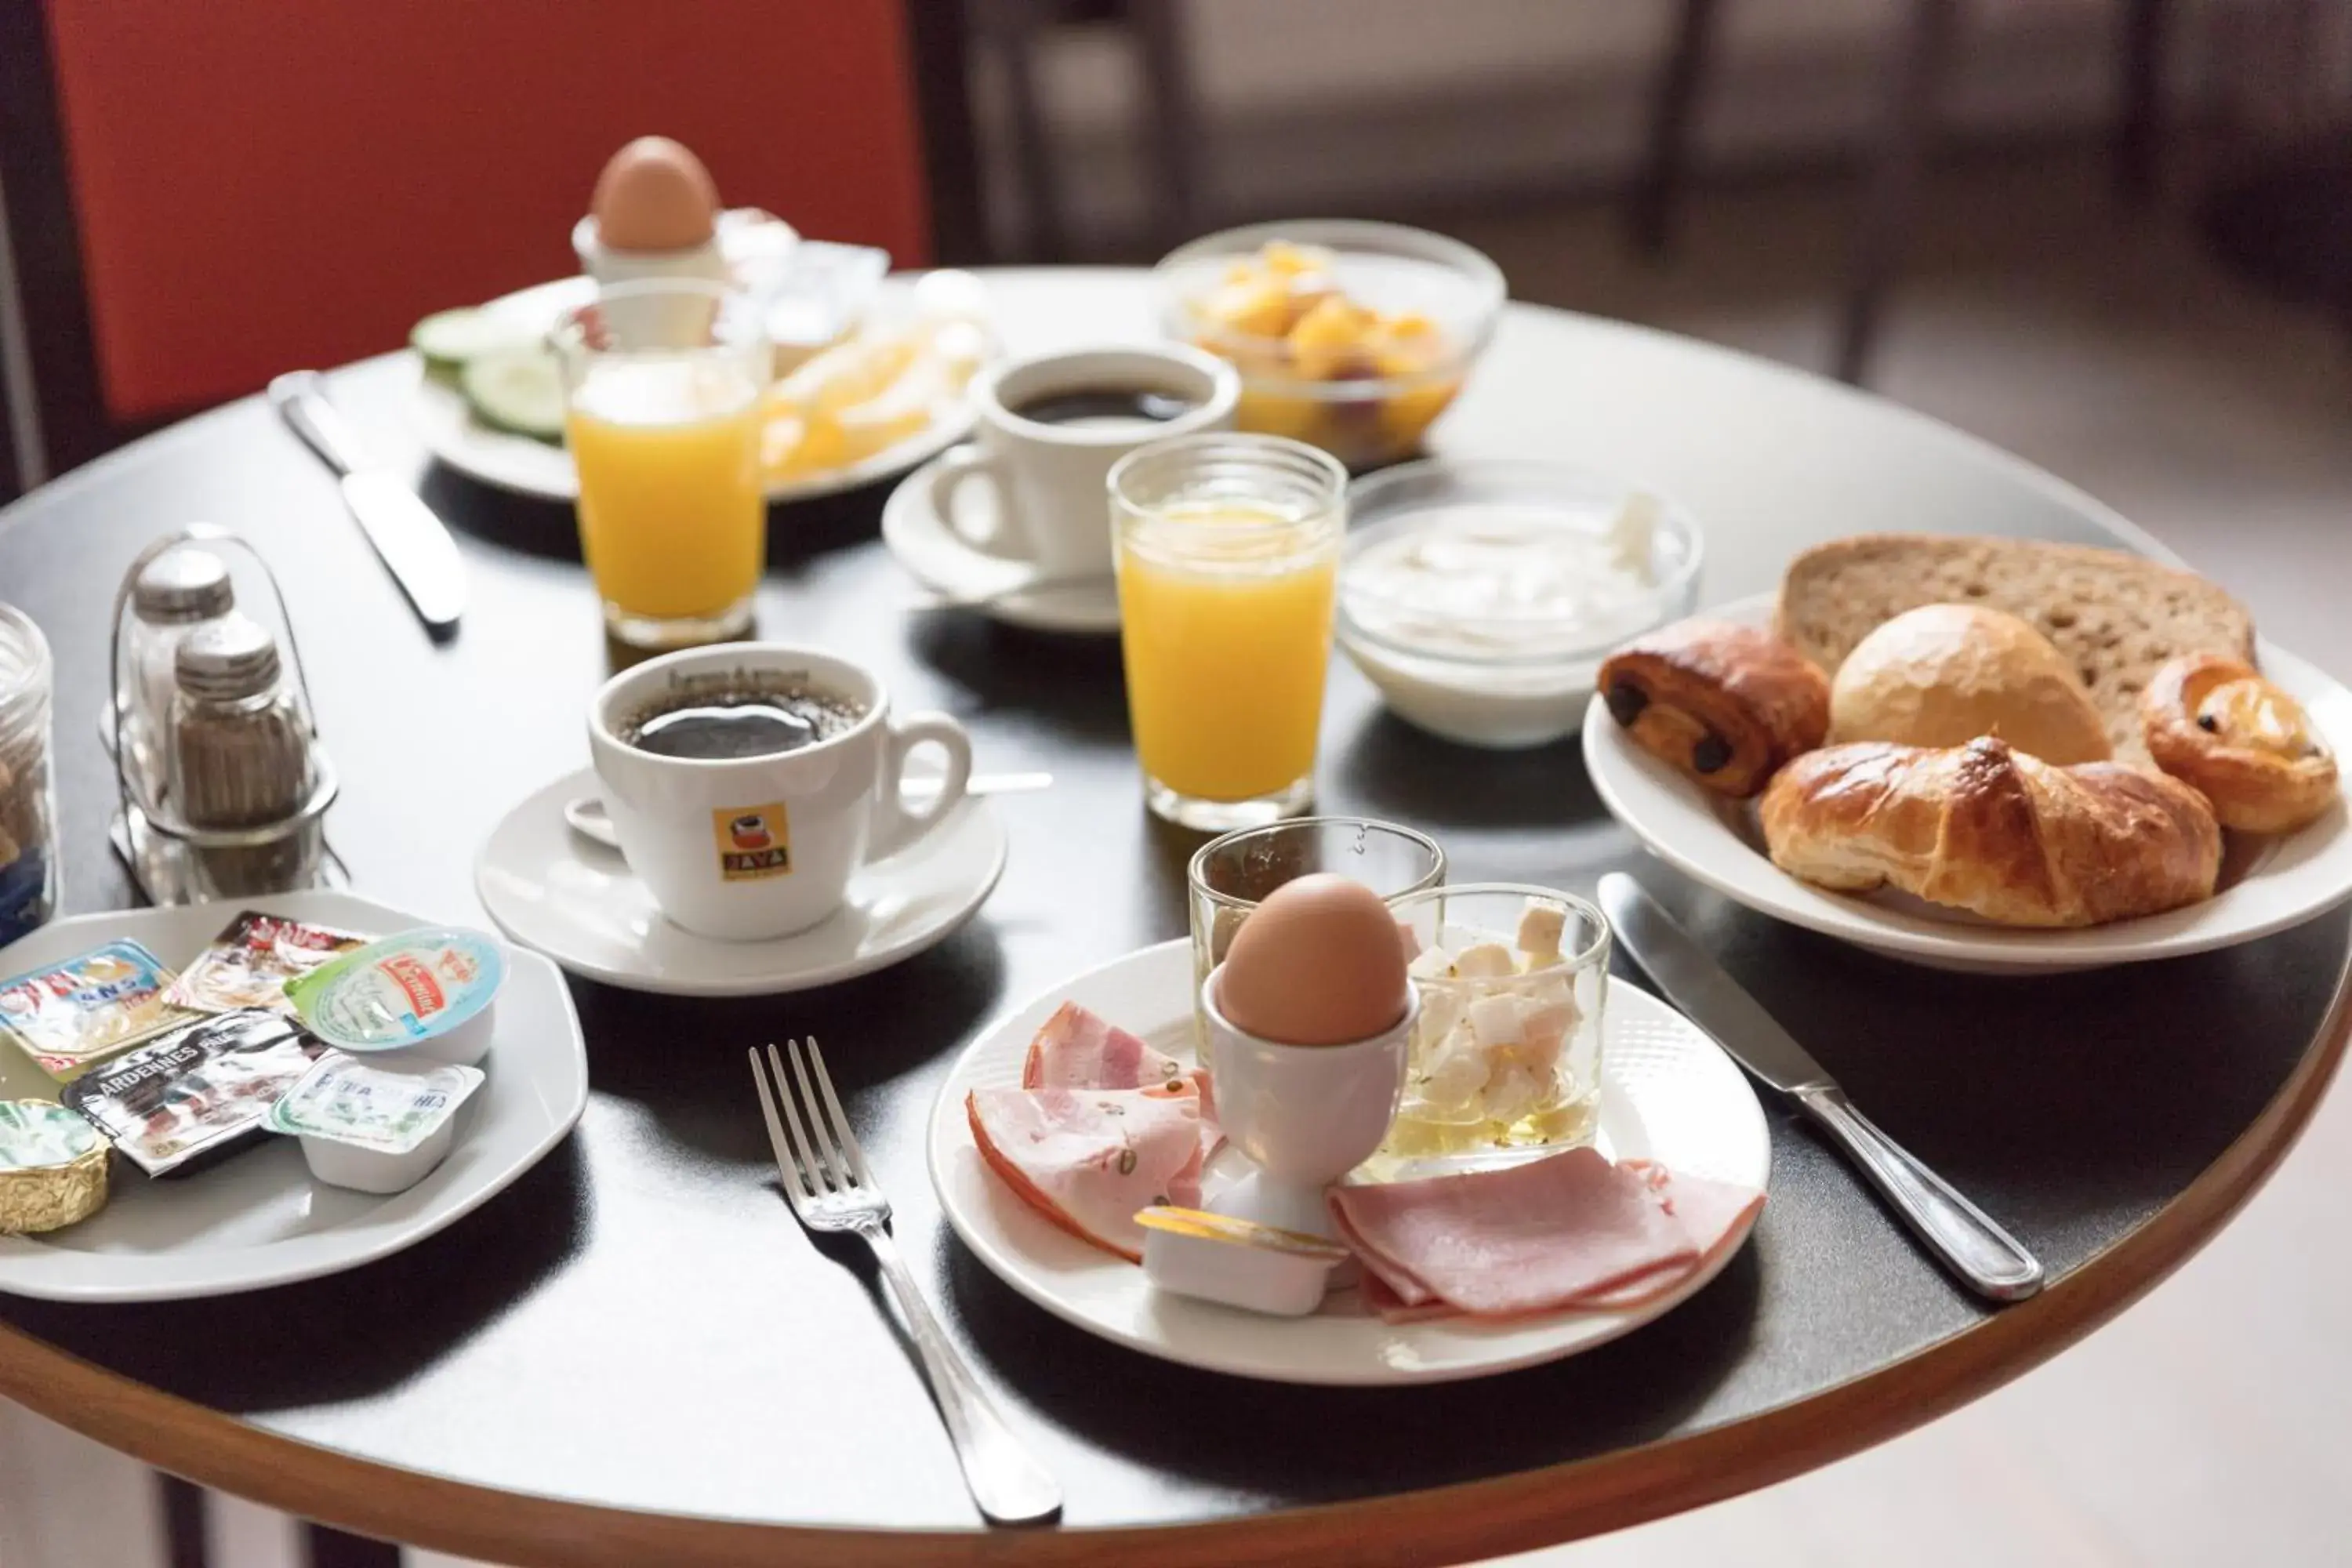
{"left": 930, "top": 344, "right": 1240, "bottom": 581}
{"left": 589, "top": 644, "right": 973, "bottom": 940}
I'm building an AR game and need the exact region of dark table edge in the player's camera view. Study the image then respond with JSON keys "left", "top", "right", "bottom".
{"left": 0, "top": 939, "right": 2343, "bottom": 1567}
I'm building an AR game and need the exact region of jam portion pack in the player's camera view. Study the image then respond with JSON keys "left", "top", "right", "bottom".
{"left": 63, "top": 1009, "right": 329, "bottom": 1177}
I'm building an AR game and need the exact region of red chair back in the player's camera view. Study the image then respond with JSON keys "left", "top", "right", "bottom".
{"left": 42, "top": 0, "right": 931, "bottom": 421}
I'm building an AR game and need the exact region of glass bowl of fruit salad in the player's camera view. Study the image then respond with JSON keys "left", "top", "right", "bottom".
{"left": 1152, "top": 220, "right": 1504, "bottom": 470}
{"left": 1372, "top": 883, "right": 1609, "bottom": 1175}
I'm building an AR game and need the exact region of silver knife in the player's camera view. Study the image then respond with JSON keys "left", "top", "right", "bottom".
{"left": 270, "top": 371, "right": 466, "bottom": 630}
{"left": 1597, "top": 873, "right": 2044, "bottom": 1303}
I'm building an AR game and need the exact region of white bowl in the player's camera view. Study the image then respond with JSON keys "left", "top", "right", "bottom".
{"left": 1338, "top": 459, "right": 1704, "bottom": 749}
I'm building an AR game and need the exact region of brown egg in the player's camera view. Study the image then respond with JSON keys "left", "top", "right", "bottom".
{"left": 591, "top": 136, "right": 720, "bottom": 252}
{"left": 1214, "top": 874, "right": 1410, "bottom": 1047}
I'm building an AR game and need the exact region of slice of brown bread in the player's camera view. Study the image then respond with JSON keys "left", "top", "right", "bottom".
{"left": 1774, "top": 534, "right": 2254, "bottom": 764}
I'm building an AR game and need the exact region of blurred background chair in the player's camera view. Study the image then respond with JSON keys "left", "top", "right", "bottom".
{"left": 1625, "top": 0, "right": 2176, "bottom": 384}
{"left": 0, "top": 0, "right": 972, "bottom": 492}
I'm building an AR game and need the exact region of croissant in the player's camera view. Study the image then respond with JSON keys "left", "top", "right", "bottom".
{"left": 1598, "top": 620, "right": 1831, "bottom": 798}
{"left": 2142, "top": 654, "right": 2339, "bottom": 833}
{"left": 1759, "top": 736, "right": 2221, "bottom": 927}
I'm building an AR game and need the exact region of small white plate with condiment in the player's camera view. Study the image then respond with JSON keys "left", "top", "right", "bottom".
{"left": 474, "top": 768, "right": 1007, "bottom": 997}
{"left": 405, "top": 273, "right": 983, "bottom": 507}
{"left": 1338, "top": 459, "right": 1704, "bottom": 749}
{"left": 1584, "top": 592, "right": 2352, "bottom": 974}
{"left": 880, "top": 450, "right": 1122, "bottom": 635}
{"left": 0, "top": 891, "right": 586, "bottom": 1303}
{"left": 926, "top": 939, "right": 1769, "bottom": 1386}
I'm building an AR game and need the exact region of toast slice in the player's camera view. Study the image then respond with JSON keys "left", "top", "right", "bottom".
{"left": 1774, "top": 534, "right": 2254, "bottom": 763}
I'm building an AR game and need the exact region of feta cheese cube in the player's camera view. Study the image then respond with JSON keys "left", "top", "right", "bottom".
{"left": 1421, "top": 1033, "right": 1490, "bottom": 1109}
{"left": 1452, "top": 942, "right": 1515, "bottom": 979}
{"left": 1485, "top": 1064, "right": 1541, "bottom": 1123}
{"left": 1515, "top": 900, "right": 1566, "bottom": 961}
{"left": 1417, "top": 985, "right": 1467, "bottom": 1043}
{"left": 1407, "top": 946, "right": 1457, "bottom": 982}
{"left": 1519, "top": 996, "right": 1578, "bottom": 1044}
{"left": 1468, "top": 993, "right": 1527, "bottom": 1047}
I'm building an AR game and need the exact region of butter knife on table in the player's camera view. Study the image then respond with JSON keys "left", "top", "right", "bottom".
{"left": 1597, "top": 873, "right": 2045, "bottom": 1304}
{"left": 269, "top": 371, "right": 466, "bottom": 632}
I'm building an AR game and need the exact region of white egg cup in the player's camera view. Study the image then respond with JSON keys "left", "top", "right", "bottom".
{"left": 1200, "top": 968, "right": 1417, "bottom": 1240}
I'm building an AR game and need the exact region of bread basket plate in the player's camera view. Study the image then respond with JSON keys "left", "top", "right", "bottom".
{"left": 1584, "top": 592, "right": 2352, "bottom": 975}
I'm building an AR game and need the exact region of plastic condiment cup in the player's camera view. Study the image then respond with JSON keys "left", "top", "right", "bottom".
{"left": 1137, "top": 1207, "right": 1351, "bottom": 1316}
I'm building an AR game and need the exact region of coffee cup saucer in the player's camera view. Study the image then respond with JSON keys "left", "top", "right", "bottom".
{"left": 880, "top": 448, "right": 1122, "bottom": 636}
{"left": 474, "top": 768, "right": 1007, "bottom": 997}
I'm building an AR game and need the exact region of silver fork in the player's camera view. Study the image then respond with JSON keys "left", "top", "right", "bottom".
{"left": 750, "top": 1038, "right": 1062, "bottom": 1527}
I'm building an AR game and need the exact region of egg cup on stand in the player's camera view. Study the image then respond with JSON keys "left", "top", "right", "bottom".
{"left": 1201, "top": 974, "right": 1417, "bottom": 1240}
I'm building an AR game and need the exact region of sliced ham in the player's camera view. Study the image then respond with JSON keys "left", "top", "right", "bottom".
{"left": 1022, "top": 1001, "right": 1184, "bottom": 1093}
{"left": 1330, "top": 1146, "right": 1761, "bottom": 1321}
{"left": 967, "top": 1085, "right": 1203, "bottom": 1262}
{"left": 1017, "top": 1001, "right": 1223, "bottom": 1163}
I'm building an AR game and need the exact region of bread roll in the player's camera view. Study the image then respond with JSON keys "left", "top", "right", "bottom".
{"left": 2142, "top": 653, "right": 2339, "bottom": 833}
{"left": 1597, "top": 620, "right": 1830, "bottom": 798}
{"left": 1774, "top": 534, "right": 2255, "bottom": 765}
{"left": 1828, "top": 604, "right": 2111, "bottom": 764}
{"left": 1759, "top": 736, "right": 2220, "bottom": 927}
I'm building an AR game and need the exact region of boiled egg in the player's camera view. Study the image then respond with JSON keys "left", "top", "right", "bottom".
{"left": 591, "top": 136, "right": 720, "bottom": 252}
{"left": 1214, "top": 874, "right": 1410, "bottom": 1046}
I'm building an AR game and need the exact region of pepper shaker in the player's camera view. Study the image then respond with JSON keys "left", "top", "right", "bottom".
{"left": 165, "top": 613, "right": 321, "bottom": 898}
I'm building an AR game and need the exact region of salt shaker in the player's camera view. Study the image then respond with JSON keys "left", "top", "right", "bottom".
{"left": 121, "top": 546, "right": 236, "bottom": 798}
{"left": 165, "top": 613, "right": 321, "bottom": 897}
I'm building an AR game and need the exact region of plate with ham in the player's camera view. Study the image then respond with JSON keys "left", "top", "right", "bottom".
{"left": 926, "top": 939, "right": 1769, "bottom": 1385}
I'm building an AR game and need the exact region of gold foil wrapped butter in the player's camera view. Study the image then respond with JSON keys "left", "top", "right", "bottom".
{"left": 0, "top": 1099, "right": 109, "bottom": 1234}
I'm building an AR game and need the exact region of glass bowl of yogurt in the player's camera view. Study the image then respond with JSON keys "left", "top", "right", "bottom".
{"left": 1336, "top": 459, "right": 1704, "bottom": 748}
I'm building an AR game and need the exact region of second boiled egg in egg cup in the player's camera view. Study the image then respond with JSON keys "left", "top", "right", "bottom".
{"left": 1201, "top": 874, "right": 1417, "bottom": 1240}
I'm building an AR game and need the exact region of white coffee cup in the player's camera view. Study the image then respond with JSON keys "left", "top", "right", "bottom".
{"left": 931, "top": 344, "right": 1240, "bottom": 580}
{"left": 589, "top": 644, "right": 973, "bottom": 941}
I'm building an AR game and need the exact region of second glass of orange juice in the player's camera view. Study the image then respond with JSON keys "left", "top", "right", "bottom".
{"left": 553, "top": 281, "right": 768, "bottom": 649}
{"left": 1109, "top": 434, "right": 1348, "bottom": 829}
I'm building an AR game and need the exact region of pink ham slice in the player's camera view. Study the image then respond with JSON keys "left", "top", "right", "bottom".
{"left": 1018, "top": 1000, "right": 1225, "bottom": 1162}
{"left": 1330, "top": 1147, "right": 1762, "bottom": 1320}
{"left": 967, "top": 1085, "right": 1203, "bottom": 1262}
{"left": 1022, "top": 1001, "right": 1184, "bottom": 1092}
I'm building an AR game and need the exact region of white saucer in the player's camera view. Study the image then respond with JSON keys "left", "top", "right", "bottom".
{"left": 474, "top": 768, "right": 1007, "bottom": 997}
{"left": 880, "top": 448, "right": 1122, "bottom": 635}
{"left": 927, "top": 939, "right": 1769, "bottom": 1386}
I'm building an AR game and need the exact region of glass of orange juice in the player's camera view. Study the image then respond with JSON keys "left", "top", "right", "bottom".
{"left": 1109, "top": 434, "right": 1348, "bottom": 829}
{"left": 552, "top": 280, "right": 768, "bottom": 649}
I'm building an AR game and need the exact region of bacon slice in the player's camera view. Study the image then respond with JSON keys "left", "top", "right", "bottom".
{"left": 1022, "top": 1001, "right": 1185, "bottom": 1093}
{"left": 1330, "top": 1146, "right": 1759, "bottom": 1320}
{"left": 967, "top": 1084, "right": 1203, "bottom": 1262}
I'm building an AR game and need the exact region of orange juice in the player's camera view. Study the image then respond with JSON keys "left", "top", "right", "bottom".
{"left": 1116, "top": 500, "right": 1341, "bottom": 805}
{"left": 568, "top": 358, "right": 764, "bottom": 626}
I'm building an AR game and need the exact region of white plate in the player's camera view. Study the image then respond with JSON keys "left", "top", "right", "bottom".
{"left": 1584, "top": 593, "right": 2352, "bottom": 974}
{"left": 475, "top": 768, "right": 1007, "bottom": 997}
{"left": 926, "top": 939, "right": 1769, "bottom": 1386}
{"left": 0, "top": 891, "right": 587, "bottom": 1303}
{"left": 405, "top": 275, "right": 978, "bottom": 506}
{"left": 880, "top": 450, "right": 1122, "bottom": 635}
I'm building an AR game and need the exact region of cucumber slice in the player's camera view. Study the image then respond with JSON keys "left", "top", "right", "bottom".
{"left": 460, "top": 349, "right": 567, "bottom": 442}
{"left": 411, "top": 308, "right": 542, "bottom": 369}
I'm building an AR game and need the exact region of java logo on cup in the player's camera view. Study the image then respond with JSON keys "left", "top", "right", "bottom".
{"left": 713, "top": 803, "right": 791, "bottom": 880}
{"left": 590, "top": 645, "right": 973, "bottom": 941}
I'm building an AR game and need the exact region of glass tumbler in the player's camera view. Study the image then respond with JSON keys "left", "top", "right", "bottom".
{"left": 1188, "top": 815, "right": 1445, "bottom": 1046}
{"left": 0, "top": 605, "right": 59, "bottom": 944}
{"left": 552, "top": 279, "right": 770, "bottom": 651}
{"left": 1111, "top": 434, "right": 1347, "bottom": 829}
{"left": 1377, "top": 883, "right": 1610, "bottom": 1171}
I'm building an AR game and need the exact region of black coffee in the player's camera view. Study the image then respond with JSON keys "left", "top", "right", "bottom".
{"left": 1010, "top": 386, "right": 1198, "bottom": 428}
{"left": 623, "top": 684, "right": 864, "bottom": 761}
